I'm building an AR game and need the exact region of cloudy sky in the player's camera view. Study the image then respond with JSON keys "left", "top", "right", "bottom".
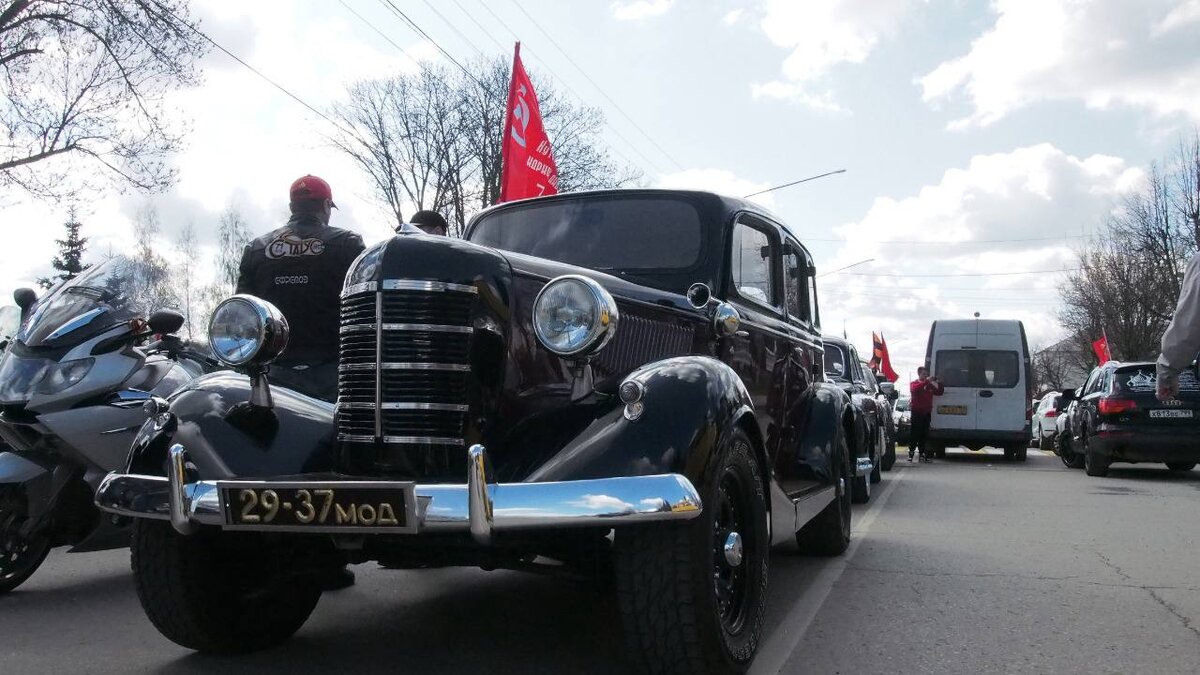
{"left": 4, "top": 0, "right": 1200, "bottom": 377}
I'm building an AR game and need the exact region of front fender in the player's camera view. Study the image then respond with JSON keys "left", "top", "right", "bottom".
{"left": 790, "top": 383, "right": 854, "bottom": 485}
{"left": 525, "top": 356, "right": 754, "bottom": 487}
{"left": 125, "top": 371, "right": 336, "bottom": 479}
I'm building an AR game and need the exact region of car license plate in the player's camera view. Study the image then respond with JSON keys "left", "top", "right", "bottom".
{"left": 938, "top": 405, "right": 968, "bottom": 415}
{"left": 1150, "top": 409, "right": 1194, "bottom": 419}
{"left": 220, "top": 482, "right": 417, "bottom": 533}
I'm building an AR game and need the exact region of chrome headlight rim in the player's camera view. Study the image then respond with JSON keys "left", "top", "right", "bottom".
{"left": 207, "top": 295, "right": 290, "bottom": 367}
{"left": 532, "top": 274, "right": 620, "bottom": 358}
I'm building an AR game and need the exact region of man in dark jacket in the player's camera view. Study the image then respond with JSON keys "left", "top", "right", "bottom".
{"left": 237, "top": 175, "right": 365, "bottom": 402}
{"left": 909, "top": 367, "right": 945, "bottom": 463}
{"left": 409, "top": 209, "right": 449, "bottom": 236}
{"left": 236, "top": 175, "right": 364, "bottom": 591}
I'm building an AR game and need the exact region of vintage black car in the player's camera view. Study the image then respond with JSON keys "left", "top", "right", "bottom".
{"left": 1062, "top": 361, "right": 1200, "bottom": 477}
{"left": 820, "top": 335, "right": 887, "bottom": 502}
{"left": 95, "top": 190, "right": 860, "bottom": 674}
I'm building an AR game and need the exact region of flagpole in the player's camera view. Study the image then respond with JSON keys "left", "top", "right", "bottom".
{"left": 498, "top": 41, "right": 521, "bottom": 204}
{"left": 1103, "top": 326, "right": 1111, "bottom": 361}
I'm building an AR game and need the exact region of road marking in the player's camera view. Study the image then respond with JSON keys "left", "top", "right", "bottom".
{"left": 749, "top": 467, "right": 908, "bottom": 675}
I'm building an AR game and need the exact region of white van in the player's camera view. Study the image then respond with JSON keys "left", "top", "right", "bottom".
{"left": 925, "top": 319, "right": 1033, "bottom": 460}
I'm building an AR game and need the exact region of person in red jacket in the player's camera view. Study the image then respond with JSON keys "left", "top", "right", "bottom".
{"left": 909, "top": 367, "right": 945, "bottom": 463}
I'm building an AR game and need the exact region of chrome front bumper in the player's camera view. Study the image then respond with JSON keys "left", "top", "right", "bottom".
{"left": 95, "top": 444, "right": 703, "bottom": 543}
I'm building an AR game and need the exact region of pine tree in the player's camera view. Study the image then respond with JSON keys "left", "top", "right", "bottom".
{"left": 37, "top": 209, "right": 90, "bottom": 289}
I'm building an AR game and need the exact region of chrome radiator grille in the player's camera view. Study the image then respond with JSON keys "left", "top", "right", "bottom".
{"left": 594, "top": 314, "right": 694, "bottom": 375}
{"left": 337, "top": 280, "right": 477, "bottom": 473}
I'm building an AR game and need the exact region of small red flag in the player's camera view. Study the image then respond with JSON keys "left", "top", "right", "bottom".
{"left": 499, "top": 42, "right": 558, "bottom": 203}
{"left": 870, "top": 332, "right": 900, "bottom": 383}
{"left": 1092, "top": 335, "right": 1111, "bottom": 363}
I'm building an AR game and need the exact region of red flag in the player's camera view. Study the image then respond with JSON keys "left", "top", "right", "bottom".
{"left": 869, "top": 332, "right": 900, "bottom": 382}
{"left": 1092, "top": 335, "right": 1111, "bottom": 363}
{"left": 499, "top": 42, "right": 558, "bottom": 203}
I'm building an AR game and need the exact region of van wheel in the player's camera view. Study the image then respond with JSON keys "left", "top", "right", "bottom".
{"left": 796, "top": 433, "right": 852, "bottom": 556}
{"left": 615, "top": 428, "right": 768, "bottom": 675}
{"left": 1015, "top": 446, "right": 1028, "bottom": 462}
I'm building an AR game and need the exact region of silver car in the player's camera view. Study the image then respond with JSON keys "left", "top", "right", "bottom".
{"left": 1030, "top": 391, "right": 1062, "bottom": 450}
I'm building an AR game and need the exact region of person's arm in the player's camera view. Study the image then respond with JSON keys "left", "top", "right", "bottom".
{"left": 932, "top": 379, "right": 945, "bottom": 396}
{"left": 234, "top": 244, "right": 254, "bottom": 295}
{"left": 1158, "top": 253, "right": 1200, "bottom": 399}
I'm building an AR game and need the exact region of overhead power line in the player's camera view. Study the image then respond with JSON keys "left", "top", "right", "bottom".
{"left": 336, "top": 0, "right": 423, "bottom": 68}
{"left": 377, "top": 0, "right": 482, "bottom": 86}
{"left": 744, "top": 169, "right": 846, "bottom": 198}
{"left": 835, "top": 267, "right": 1084, "bottom": 278}
{"left": 506, "top": 0, "right": 686, "bottom": 172}
{"left": 151, "top": 0, "right": 352, "bottom": 137}
{"left": 420, "top": 0, "right": 485, "bottom": 58}
{"left": 449, "top": 0, "right": 506, "bottom": 51}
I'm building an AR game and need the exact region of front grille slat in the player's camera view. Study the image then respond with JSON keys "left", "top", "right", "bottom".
{"left": 336, "top": 282, "right": 476, "bottom": 477}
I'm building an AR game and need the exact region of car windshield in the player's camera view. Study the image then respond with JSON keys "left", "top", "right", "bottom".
{"left": 468, "top": 195, "right": 703, "bottom": 273}
{"left": 17, "top": 256, "right": 162, "bottom": 347}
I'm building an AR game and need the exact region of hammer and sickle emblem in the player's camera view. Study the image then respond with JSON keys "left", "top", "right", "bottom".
{"left": 510, "top": 83, "right": 530, "bottom": 148}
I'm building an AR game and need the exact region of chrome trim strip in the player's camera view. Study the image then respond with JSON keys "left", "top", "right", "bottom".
{"left": 374, "top": 291, "right": 384, "bottom": 438}
{"left": 340, "top": 362, "right": 470, "bottom": 372}
{"left": 340, "top": 324, "right": 475, "bottom": 333}
{"left": 95, "top": 446, "right": 704, "bottom": 536}
{"left": 381, "top": 323, "right": 473, "bottom": 334}
{"left": 338, "top": 433, "right": 376, "bottom": 443}
{"left": 168, "top": 445, "right": 198, "bottom": 535}
{"left": 382, "top": 279, "right": 477, "bottom": 294}
{"left": 341, "top": 281, "right": 378, "bottom": 297}
{"left": 339, "top": 402, "right": 469, "bottom": 412}
{"left": 382, "top": 435, "right": 465, "bottom": 446}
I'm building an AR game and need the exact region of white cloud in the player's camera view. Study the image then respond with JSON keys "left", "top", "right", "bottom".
{"left": 920, "top": 0, "right": 1200, "bottom": 129}
{"left": 723, "top": 9, "right": 745, "bottom": 25}
{"left": 611, "top": 0, "right": 675, "bottom": 21}
{"left": 820, "top": 144, "right": 1143, "bottom": 374}
{"left": 656, "top": 168, "right": 776, "bottom": 209}
{"left": 752, "top": 0, "right": 916, "bottom": 108}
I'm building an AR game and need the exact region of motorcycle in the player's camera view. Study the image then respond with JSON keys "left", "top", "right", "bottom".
{"left": 0, "top": 257, "right": 213, "bottom": 593}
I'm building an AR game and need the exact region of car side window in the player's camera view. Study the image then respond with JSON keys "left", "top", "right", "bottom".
{"left": 782, "top": 243, "right": 810, "bottom": 324}
{"left": 731, "top": 218, "right": 777, "bottom": 309}
{"left": 1082, "top": 368, "right": 1101, "bottom": 395}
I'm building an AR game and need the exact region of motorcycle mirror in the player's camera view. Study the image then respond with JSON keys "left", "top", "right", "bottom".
{"left": 148, "top": 309, "right": 185, "bottom": 335}
{"left": 14, "top": 287, "right": 36, "bottom": 312}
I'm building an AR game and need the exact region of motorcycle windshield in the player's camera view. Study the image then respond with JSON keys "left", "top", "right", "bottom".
{"left": 0, "top": 305, "right": 18, "bottom": 343}
{"left": 17, "top": 257, "right": 161, "bottom": 348}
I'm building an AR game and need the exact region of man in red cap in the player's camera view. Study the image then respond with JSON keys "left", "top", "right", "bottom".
{"left": 236, "top": 175, "right": 364, "bottom": 591}
{"left": 236, "top": 175, "right": 364, "bottom": 399}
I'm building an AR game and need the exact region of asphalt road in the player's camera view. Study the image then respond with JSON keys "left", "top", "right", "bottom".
{"left": 3, "top": 448, "right": 1199, "bottom": 674}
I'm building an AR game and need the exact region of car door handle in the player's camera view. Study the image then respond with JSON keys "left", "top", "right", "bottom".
{"left": 979, "top": 390, "right": 994, "bottom": 398}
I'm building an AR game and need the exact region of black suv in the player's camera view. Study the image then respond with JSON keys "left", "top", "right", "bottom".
{"left": 97, "top": 190, "right": 862, "bottom": 674}
{"left": 1063, "top": 360, "right": 1200, "bottom": 477}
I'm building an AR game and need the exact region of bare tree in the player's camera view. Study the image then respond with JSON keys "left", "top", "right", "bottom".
{"left": 171, "top": 220, "right": 197, "bottom": 339}
{"left": 128, "top": 200, "right": 176, "bottom": 313}
{"left": 0, "top": 0, "right": 209, "bottom": 200}
{"left": 1060, "top": 129, "right": 1200, "bottom": 365}
{"left": 329, "top": 55, "right": 642, "bottom": 235}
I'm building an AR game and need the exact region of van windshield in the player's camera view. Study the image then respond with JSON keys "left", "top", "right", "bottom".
{"left": 935, "top": 350, "right": 1020, "bottom": 388}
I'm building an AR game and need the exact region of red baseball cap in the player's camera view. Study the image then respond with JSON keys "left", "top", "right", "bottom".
{"left": 289, "top": 175, "right": 337, "bottom": 208}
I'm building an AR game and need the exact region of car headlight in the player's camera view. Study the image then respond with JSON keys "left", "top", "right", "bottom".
{"left": 532, "top": 275, "right": 619, "bottom": 357}
{"left": 208, "top": 295, "right": 290, "bottom": 367}
{"left": 36, "top": 358, "right": 94, "bottom": 394}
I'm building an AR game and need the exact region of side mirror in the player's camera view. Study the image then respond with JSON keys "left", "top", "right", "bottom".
{"left": 148, "top": 309, "right": 185, "bottom": 335}
{"left": 1060, "top": 389, "right": 1076, "bottom": 403}
{"left": 14, "top": 288, "right": 36, "bottom": 317}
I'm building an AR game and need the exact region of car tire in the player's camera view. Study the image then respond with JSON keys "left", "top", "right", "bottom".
{"left": 932, "top": 443, "right": 947, "bottom": 459}
{"left": 1015, "top": 445, "right": 1028, "bottom": 462}
{"left": 882, "top": 440, "right": 897, "bottom": 472}
{"left": 1029, "top": 424, "right": 1040, "bottom": 448}
{"left": 1003, "top": 446, "right": 1016, "bottom": 460}
{"left": 1166, "top": 462, "right": 1196, "bottom": 471}
{"left": 851, "top": 472, "right": 871, "bottom": 503}
{"left": 1056, "top": 432, "right": 1084, "bottom": 469}
{"left": 1082, "top": 432, "right": 1110, "bottom": 477}
{"left": 131, "top": 520, "right": 322, "bottom": 653}
{"left": 615, "top": 428, "right": 768, "bottom": 675}
{"left": 0, "top": 487, "right": 53, "bottom": 595}
{"left": 796, "top": 433, "right": 852, "bottom": 557}
{"left": 1038, "top": 432, "right": 1053, "bottom": 451}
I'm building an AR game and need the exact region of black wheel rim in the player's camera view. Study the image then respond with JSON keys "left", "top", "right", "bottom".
{"left": 0, "top": 492, "right": 49, "bottom": 586}
{"left": 713, "top": 464, "right": 752, "bottom": 635}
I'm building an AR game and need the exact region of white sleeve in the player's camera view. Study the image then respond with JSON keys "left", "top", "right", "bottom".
{"left": 1158, "top": 253, "right": 1200, "bottom": 377}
